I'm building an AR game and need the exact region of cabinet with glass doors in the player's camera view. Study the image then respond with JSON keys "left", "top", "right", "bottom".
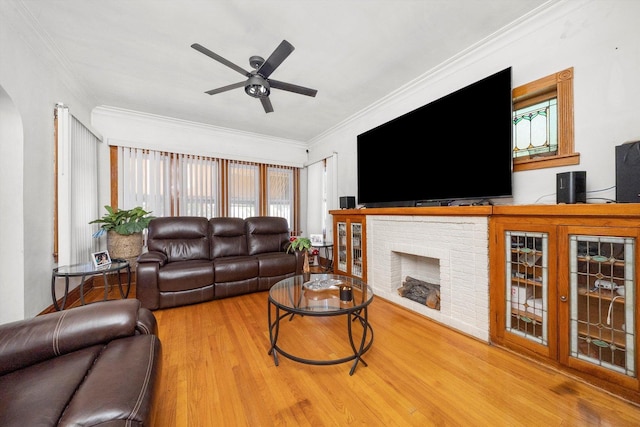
{"left": 490, "top": 204, "right": 640, "bottom": 402}
{"left": 331, "top": 212, "right": 366, "bottom": 281}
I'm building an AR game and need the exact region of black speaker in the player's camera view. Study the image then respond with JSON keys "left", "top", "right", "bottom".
{"left": 557, "top": 171, "right": 586, "bottom": 204}
{"left": 616, "top": 141, "right": 640, "bottom": 203}
{"left": 339, "top": 196, "right": 356, "bottom": 209}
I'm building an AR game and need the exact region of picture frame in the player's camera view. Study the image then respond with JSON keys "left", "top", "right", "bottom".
{"left": 92, "top": 250, "right": 112, "bottom": 268}
{"left": 310, "top": 234, "right": 324, "bottom": 245}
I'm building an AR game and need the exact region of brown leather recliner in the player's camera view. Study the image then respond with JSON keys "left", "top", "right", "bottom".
{"left": 0, "top": 299, "right": 161, "bottom": 426}
{"left": 137, "top": 216, "right": 303, "bottom": 310}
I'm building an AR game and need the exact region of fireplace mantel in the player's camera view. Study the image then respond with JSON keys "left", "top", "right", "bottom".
{"left": 331, "top": 205, "right": 492, "bottom": 217}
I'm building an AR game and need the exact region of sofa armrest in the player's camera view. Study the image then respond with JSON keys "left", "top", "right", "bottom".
{"left": 136, "top": 259, "right": 162, "bottom": 310}
{"left": 136, "top": 251, "right": 166, "bottom": 311}
{"left": 0, "top": 299, "right": 152, "bottom": 376}
{"left": 138, "top": 250, "right": 168, "bottom": 266}
{"left": 137, "top": 305, "right": 158, "bottom": 335}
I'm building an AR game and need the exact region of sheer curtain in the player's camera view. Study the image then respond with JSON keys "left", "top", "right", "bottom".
{"left": 306, "top": 161, "right": 324, "bottom": 237}
{"left": 325, "top": 153, "right": 337, "bottom": 243}
{"left": 306, "top": 153, "right": 336, "bottom": 243}
{"left": 56, "top": 104, "right": 100, "bottom": 265}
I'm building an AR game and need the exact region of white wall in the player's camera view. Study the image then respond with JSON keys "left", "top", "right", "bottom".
{"left": 0, "top": 2, "right": 96, "bottom": 320}
{"left": 307, "top": 0, "right": 640, "bottom": 206}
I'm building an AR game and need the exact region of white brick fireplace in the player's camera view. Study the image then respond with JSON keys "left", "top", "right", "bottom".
{"left": 366, "top": 215, "right": 490, "bottom": 341}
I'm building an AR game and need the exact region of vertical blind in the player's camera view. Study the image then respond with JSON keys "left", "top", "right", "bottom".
{"left": 178, "top": 153, "right": 219, "bottom": 218}
{"left": 117, "top": 147, "right": 297, "bottom": 230}
{"left": 56, "top": 104, "right": 100, "bottom": 265}
{"left": 267, "top": 165, "right": 294, "bottom": 228}
{"left": 118, "top": 147, "right": 171, "bottom": 217}
{"left": 227, "top": 161, "right": 258, "bottom": 218}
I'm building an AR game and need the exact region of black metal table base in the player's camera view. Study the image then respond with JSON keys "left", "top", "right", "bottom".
{"left": 267, "top": 301, "right": 374, "bottom": 375}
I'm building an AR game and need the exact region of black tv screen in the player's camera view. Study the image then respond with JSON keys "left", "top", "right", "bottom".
{"left": 357, "top": 67, "right": 513, "bottom": 207}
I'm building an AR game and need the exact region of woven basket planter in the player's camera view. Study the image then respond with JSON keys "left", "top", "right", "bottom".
{"left": 107, "top": 231, "right": 143, "bottom": 269}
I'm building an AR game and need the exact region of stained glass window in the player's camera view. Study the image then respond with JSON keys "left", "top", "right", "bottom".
{"left": 513, "top": 98, "right": 558, "bottom": 158}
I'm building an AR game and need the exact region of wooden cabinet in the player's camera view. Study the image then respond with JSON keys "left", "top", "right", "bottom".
{"left": 331, "top": 212, "right": 366, "bottom": 281}
{"left": 490, "top": 204, "right": 640, "bottom": 400}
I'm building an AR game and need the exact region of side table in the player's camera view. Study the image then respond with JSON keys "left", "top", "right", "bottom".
{"left": 313, "top": 241, "right": 333, "bottom": 272}
{"left": 51, "top": 259, "right": 131, "bottom": 310}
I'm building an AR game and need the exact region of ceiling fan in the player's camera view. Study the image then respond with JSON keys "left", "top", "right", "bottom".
{"left": 191, "top": 40, "right": 318, "bottom": 113}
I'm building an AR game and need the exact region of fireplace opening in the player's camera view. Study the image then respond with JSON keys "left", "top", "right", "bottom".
{"left": 398, "top": 276, "right": 441, "bottom": 310}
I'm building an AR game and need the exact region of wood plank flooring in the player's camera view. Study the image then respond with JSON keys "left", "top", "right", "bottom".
{"left": 80, "top": 284, "right": 640, "bottom": 426}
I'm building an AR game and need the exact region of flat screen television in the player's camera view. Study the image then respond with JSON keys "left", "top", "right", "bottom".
{"left": 357, "top": 67, "right": 513, "bottom": 207}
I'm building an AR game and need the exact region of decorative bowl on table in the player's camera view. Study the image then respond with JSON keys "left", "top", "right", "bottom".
{"left": 302, "top": 278, "right": 343, "bottom": 291}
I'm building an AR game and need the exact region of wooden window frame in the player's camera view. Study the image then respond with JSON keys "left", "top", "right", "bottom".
{"left": 512, "top": 67, "right": 579, "bottom": 172}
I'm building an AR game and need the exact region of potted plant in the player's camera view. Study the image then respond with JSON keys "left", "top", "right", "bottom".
{"left": 90, "top": 206, "right": 155, "bottom": 267}
{"left": 287, "top": 236, "right": 314, "bottom": 275}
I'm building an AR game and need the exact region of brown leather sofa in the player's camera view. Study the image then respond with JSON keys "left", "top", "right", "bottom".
{"left": 136, "top": 216, "right": 302, "bottom": 310}
{"left": 0, "top": 299, "right": 161, "bottom": 426}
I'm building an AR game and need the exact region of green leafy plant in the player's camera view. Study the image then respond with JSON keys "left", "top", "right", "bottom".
{"left": 90, "top": 206, "right": 155, "bottom": 237}
{"left": 286, "top": 236, "right": 312, "bottom": 253}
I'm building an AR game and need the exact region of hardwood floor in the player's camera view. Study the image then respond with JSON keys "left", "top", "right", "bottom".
{"left": 80, "top": 284, "right": 640, "bottom": 426}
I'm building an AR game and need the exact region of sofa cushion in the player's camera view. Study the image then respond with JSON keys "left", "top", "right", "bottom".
{"left": 59, "top": 335, "right": 161, "bottom": 426}
{"left": 214, "top": 256, "right": 258, "bottom": 282}
{"left": 210, "top": 217, "right": 248, "bottom": 258}
{"left": 245, "top": 216, "right": 290, "bottom": 255}
{"left": 147, "top": 216, "right": 210, "bottom": 262}
{"left": 158, "top": 260, "right": 214, "bottom": 292}
{"left": 255, "top": 252, "right": 297, "bottom": 277}
{"left": 0, "top": 346, "right": 102, "bottom": 427}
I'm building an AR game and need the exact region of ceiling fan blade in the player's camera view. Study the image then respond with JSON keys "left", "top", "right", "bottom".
{"left": 269, "top": 79, "right": 318, "bottom": 97}
{"left": 261, "top": 97, "right": 274, "bottom": 113}
{"left": 256, "top": 40, "right": 294, "bottom": 79}
{"left": 191, "top": 43, "right": 251, "bottom": 77}
{"left": 205, "top": 81, "right": 246, "bottom": 96}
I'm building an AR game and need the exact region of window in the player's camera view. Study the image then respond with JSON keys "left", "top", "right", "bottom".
{"left": 227, "top": 162, "right": 259, "bottom": 218}
{"left": 512, "top": 67, "right": 578, "bottom": 172}
{"left": 267, "top": 166, "right": 294, "bottom": 229}
{"left": 113, "top": 146, "right": 299, "bottom": 232}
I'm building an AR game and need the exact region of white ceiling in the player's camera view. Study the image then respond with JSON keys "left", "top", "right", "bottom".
{"left": 20, "top": 0, "right": 550, "bottom": 142}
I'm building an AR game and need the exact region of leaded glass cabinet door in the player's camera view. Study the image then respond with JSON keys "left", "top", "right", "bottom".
{"left": 566, "top": 231, "right": 636, "bottom": 380}
{"left": 350, "top": 222, "right": 363, "bottom": 278}
{"left": 337, "top": 221, "right": 347, "bottom": 273}
{"left": 492, "top": 220, "right": 557, "bottom": 360}
{"left": 505, "top": 231, "right": 550, "bottom": 347}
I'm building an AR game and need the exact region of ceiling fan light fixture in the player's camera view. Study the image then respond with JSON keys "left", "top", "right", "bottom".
{"left": 245, "top": 75, "right": 270, "bottom": 98}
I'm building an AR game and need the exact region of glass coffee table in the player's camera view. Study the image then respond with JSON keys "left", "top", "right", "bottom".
{"left": 268, "top": 274, "right": 374, "bottom": 375}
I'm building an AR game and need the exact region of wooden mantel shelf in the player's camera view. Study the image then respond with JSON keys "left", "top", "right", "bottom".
{"left": 329, "top": 205, "right": 492, "bottom": 217}
{"left": 331, "top": 203, "right": 640, "bottom": 219}
{"left": 491, "top": 203, "right": 640, "bottom": 218}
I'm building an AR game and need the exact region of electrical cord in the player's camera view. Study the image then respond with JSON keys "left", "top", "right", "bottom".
{"left": 607, "top": 294, "right": 624, "bottom": 326}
